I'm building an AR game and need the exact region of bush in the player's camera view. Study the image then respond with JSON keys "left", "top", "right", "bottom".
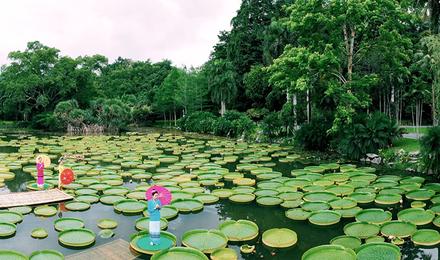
{"left": 246, "top": 108, "right": 269, "bottom": 121}
{"left": 261, "top": 112, "right": 284, "bottom": 138}
{"left": 31, "top": 112, "right": 60, "bottom": 131}
{"left": 295, "top": 115, "right": 333, "bottom": 151}
{"left": 178, "top": 111, "right": 216, "bottom": 134}
{"left": 337, "top": 112, "right": 401, "bottom": 160}
{"left": 421, "top": 126, "right": 440, "bottom": 178}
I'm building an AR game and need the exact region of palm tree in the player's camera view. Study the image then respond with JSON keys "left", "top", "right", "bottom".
{"left": 206, "top": 59, "right": 237, "bottom": 116}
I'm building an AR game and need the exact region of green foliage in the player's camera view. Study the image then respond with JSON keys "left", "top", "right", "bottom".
{"left": 337, "top": 113, "right": 402, "bottom": 160}
{"left": 295, "top": 115, "right": 333, "bottom": 151}
{"left": 178, "top": 112, "right": 217, "bottom": 134}
{"left": 261, "top": 112, "right": 284, "bottom": 138}
{"left": 421, "top": 126, "right": 440, "bottom": 178}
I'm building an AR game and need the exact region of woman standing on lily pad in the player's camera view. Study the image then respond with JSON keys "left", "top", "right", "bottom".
{"left": 36, "top": 156, "right": 45, "bottom": 189}
{"left": 147, "top": 190, "right": 161, "bottom": 245}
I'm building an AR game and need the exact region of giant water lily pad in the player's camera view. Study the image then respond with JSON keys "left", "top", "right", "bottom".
{"left": 143, "top": 205, "right": 179, "bottom": 219}
{"left": 100, "top": 195, "right": 125, "bottom": 205}
{"left": 211, "top": 189, "right": 234, "bottom": 199}
{"left": 58, "top": 228, "right": 95, "bottom": 247}
{"left": 114, "top": 199, "right": 147, "bottom": 214}
{"left": 262, "top": 228, "right": 297, "bottom": 248}
{"left": 130, "top": 231, "right": 176, "bottom": 255}
{"left": 405, "top": 189, "right": 435, "bottom": 201}
{"left": 171, "top": 198, "right": 203, "bottom": 213}
{"left": 355, "top": 242, "right": 401, "bottom": 260}
{"left": 0, "top": 250, "right": 28, "bottom": 260}
{"left": 34, "top": 206, "right": 57, "bottom": 217}
{"left": 308, "top": 210, "right": 341, "bottom": 226}
{"left": 0, "top": 211, "right": 23, "bottom": 224}
{"left": 65, "top": 201, "right": 91, "bottom": 211}
{"left": 329, "top": 198, "right": 357, "bottom": 210}
{"left": 218, "top": 220, "right": 258, "bottom": 241}
{"left": 355, "top": 209, "right": 392, "bottom": 225}
{"left": 75, "top": 194, "right": 100, "bottom": 204}
{"left": 0, "top": 222, "right": 16, "bottom": 237}
{"left": 335, "top": 207, "right": 362, "bottom": 218}
{"left": 228, "top": 193, "right": 255, "bottom": 203}
{"left": 380, "top": 221, "right": 416, "bottom": 238}
{"left": 8, "top": 206, "right": 32, "bottom": 215}
{"left": 97, "top": 218, "right": 118, "bottom": 229}
{"left": 301, "top": 201, "right": 330, "bottom": 212}
{"left": 54, "top": 217, "right": 85, "bottom": 232}
{"left": 302, "top": 245, "right": 356, "bottom": 260}
{"left": 182, "top": 229, "right": 228, "bottom": 254}
{"left": 31, "top": 228, "right": 48, "bottom": 239}
{"left": 330, "top": 235, "right": 361, "bottom": 250}
{"left": 411, "top": 229, "right": 440, "bottom": 246}
{"left": 344, "top": 222, "right": 380, "bottom": 239}
{"left": 286, "top": 208, "right": 311, "bottom": 220}
{"left": 193, "top": 194, "right": 219, "bottom": 204}
{"left": 397, "top": 208, "right": 435, "bottom": 225}
{"left": 210, "top": 248, "right": 237, "bottom": 260}
{"left": 135, "top": 217, "right": 168, "bottom": 231}
{"left": 303, "top": 192, "right": 337, "bottom": 203}
{"left": 151, "top": 247, "right": 208, "bottom": 260}
{"left": 256, "top": 196, "right": 283, "bottom": 206}
{"left": 374, "top": 194, "right": 401, "bottom": 205}
{"left": 99, "top": 229, "right": 115, "bottom": 239}
{"left": 29, "top": 250, "right": 64, "bottom": 260}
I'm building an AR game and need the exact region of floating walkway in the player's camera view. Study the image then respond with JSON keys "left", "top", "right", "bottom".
{"left": 0, "top": 189, "right": 73, "bottom": 209}
{"left": 66, "top": 239, "right": 139, "bottom": 260}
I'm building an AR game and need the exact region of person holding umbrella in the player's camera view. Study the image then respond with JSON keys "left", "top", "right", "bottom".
{"left": 147, "top": 190, "right": 162, "bottom": 245}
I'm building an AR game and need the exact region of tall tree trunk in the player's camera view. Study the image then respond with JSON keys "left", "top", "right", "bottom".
{"left": 292, "top": 94, "right": 297, "bottom": 129}
{"left": 433, "top": 76, "right": 438, "bottom": 126}
{"left": 344, "top": 24, "right": 355, "bottom": 82}
{"left": 306, "top": 89, "right": 310, "bottom": 123}
{"left": 432, "top": 0, "right": 440, "bottom": 34}
{"left": 220, "top": 100, "right": 226, "bottom": 117}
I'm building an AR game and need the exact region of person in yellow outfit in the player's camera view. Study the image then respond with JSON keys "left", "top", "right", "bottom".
{"left": 57, "top": 157, "right": 65, "bottom": 189}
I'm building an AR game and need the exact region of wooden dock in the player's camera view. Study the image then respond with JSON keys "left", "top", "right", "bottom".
{"left": 0, "top": 189, "right": 73, "bottom": 209}
{"left": 66, "top": 239, "right": 139, "bottom": 260}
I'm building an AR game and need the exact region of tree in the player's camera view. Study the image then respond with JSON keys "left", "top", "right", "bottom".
{"left": 154, "top": 68, "right": 183, "bottom": 125}
{"left": 205, "top": 59, "right": 237, "bottom": 116}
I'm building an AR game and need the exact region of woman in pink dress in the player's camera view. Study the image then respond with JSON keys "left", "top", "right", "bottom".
{"left": 36, "top": 156, "right": 45, "bottom": 189}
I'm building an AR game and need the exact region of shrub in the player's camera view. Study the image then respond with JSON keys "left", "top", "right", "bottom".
{"left": 295, "top": 115, "right": 333, "bottom": 151}
{"left": 421, "top": 126, "right": 440, "bottom": 178}
{"left": 337, "top": 112, "right": 401, "bottom": 160}
{"left": 261, "top": 112, "right": 284, "bottom": 138}
{"left": 178, "top": 111, "right": 216, "bottom": 134}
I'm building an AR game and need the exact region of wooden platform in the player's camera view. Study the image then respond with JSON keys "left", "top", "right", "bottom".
{"left": 0, "top": 189, "right": 73, "bottom": 209}
{"left": 66, "top": 239, "right": 139, "bottom": 260}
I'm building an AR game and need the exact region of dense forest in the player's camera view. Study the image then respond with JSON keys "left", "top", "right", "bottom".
{"left": 1, "top": 0, "right": 440, "bottom": 160}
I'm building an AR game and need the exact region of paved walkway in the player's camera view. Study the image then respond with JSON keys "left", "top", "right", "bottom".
{"left": 0, "top": 189, "right": 73, "bottom": 208}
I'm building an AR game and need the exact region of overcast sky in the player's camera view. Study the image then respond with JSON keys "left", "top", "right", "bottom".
{"left": 0, "top": 0, "right": 241, "bottom": 67}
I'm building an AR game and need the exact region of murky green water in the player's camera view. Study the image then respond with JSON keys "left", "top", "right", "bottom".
{"left": 0, "top": 130, "right": 438, "bottom": 259}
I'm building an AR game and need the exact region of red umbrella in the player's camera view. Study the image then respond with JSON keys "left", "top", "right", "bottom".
{"left": 146, "top": 185, "right": 172, "bottom": 205}
{"left": 60, "top": 168, "right": 75, "bottom": 185}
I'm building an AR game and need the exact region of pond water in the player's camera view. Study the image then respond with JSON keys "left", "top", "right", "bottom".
{"left": 0, "top": 130, "right": 438, "bottom": 259}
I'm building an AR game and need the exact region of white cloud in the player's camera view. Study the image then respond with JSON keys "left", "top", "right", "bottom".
{"left": 0, "top": 0, "right": 241, "bottom": 67}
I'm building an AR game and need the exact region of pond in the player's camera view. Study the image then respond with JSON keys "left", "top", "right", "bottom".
{"left": 0, "top": 130, "right": 438, "bottom": 259}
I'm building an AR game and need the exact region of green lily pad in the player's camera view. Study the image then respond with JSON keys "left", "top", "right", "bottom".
{"left": 0, "top": 211, "right": 23, "bottom": 224}
{"left": 301, "top": 201, "right": 330, "bottom": 212}
{"left": 97, "top": 218, "right": 118, "bottom": 229}
{"left": 130, "top": 231, "right": 176, "bottom": 255}
{"left": 374, "top": 194, "right": 401, "bottom": 205}
{"left": 335, "top": 207, "right": 362, "bottom": 218}
{"left": 114, "top": 199, "right": 147, "bottom": 214}
{"left": 211, "top": 189, "right": 234, "bottom": 198}
{"left": 281, "top": 200, "right": 303, "bottom": 208}
{"left": 329, "top": 198, "right": 357, "bottom": 210}
{"left": 193, "top": 194, "right": 219, "bottom": 204}
{"left": 75, "top": 194, "right": 100, "bottom": 204}
{"left": 302, "top": 245, "right": 356, "bottom": 260}
{"left": 411, "top": 229, "right": 440, "bottom": 246}
{"left": 171, "top": 198, "right": 203, "bottom": 213}
{"left": 58, "top": 228, "right": 95, "bottom": 247}
{"left": 143, "top": 205, "right": 179, "bottom": 219}
{"left": 8, "top": 206, "right": 32, "bottom": 215}
{"left": 262, "top": 228, "right": 297, "bottom": 248}
{"left": 30, "top": 250, "right": 64, "bottom": 260}
{"left": 411, "top": 201, "right": 426, "bottom": 208}
{"left": 99, "top": 229, "right": 115, "bottom": 239}
{"left": 365, "top": 236, "right": 385, "bottom": 243}
{"left": 34, "top": 205, "right": 57, "bottom": 217}
{"left": 344, "top": 222, "right": 380, "bottom": 239}
{"left": 355, "top": 209, "right": 392, "bottom": 225}
{"left": 355, "top": 242, "right": 401, "bottom": 260}
{"left": 0, "top": 222, "right": 16, "bottom": 237}
{"left": 397, "top": 208, "right": 435, "bottom": 225}
{"left": 303, "top": 191, "right": 337, "bottom": 203}
{"left": 380, "top": 220, "right": 416, "bottom": 238}
{"left": 99, "top": 195, "right": 125, "bottom": 205}
{"left": 228, "top": 193, "right": 255, "bottom": 203}
{"left": 54, "top": 217, "right": 85, "bottom": 232}
{"left": 0, "top": 250, "right": 28, "bottom": 260}
{"left": 286, "top": 208, "right": 311, "bottom": 220}
{"left": 240, "top": 244, "right": 255, "bottom": 254}
{"left": 256, "top": 196, "right": 283, "bottom": 206}
{"left": 210, "top": 248, "right": 237, "bottom": 260}
{"left": 31, "top": 228, "right": 48, "bottom": 239}
{"left": 405, "top": 189, "right": 435, "bottom": 201}
{"left": 330, "top": 235, "right": 361, "bottom": 250}
{"left": 182, "top": 229, "right": 228, "bottom": 254}
{"left": 218, "top": 219, "right": 259, "bottom": 241}
{"left": 65, "top": 201, "right": 91, "bottom": 211}
{"left": 325, "top": 185, "right": 354, "bottom": 196}
{"left": 151, "top": 247, "right": 208, "bottom": 260}
{"left": 308, "top": 210, "right": 341, "bottom": 226}
{"left": 135, "top": 217, "right": 168, "bottom": 231}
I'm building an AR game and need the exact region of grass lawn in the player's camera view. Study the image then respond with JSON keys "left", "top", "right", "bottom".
{"left": 401, "top": 126, "right": 430, "bottom": 135}
{"left": 390, "top": 137, "right": 421, "bottom": 152}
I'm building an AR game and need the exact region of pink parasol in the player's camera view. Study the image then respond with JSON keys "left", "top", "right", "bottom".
{"left": 146, "top": 185, "right": 172, "bottom": 205}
